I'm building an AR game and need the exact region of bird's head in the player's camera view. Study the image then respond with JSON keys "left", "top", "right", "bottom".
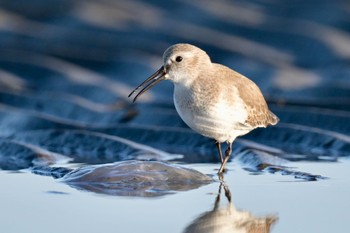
{"left": 129, "top": 43, "right": 211, "bottom": 102}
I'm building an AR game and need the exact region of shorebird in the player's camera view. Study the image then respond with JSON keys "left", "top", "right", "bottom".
{"left": 129, "top": 43, "right": 279, "bottom": 174}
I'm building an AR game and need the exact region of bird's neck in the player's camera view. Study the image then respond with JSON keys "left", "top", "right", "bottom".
{"left": 172, "top": 73, "right": 196, "bottom": 88}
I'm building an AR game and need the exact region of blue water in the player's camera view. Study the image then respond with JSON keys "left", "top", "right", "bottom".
{"left": 1, "top": 160, "right": 350, "bottom": 233}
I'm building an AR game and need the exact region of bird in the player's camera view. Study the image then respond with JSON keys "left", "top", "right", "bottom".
{"left": 128, "top": 43, "right": 279, "bottom": 174}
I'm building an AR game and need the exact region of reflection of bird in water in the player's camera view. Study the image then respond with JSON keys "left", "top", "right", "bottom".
{"left": 183, "top": 177, "right": 278, "bottom": 233}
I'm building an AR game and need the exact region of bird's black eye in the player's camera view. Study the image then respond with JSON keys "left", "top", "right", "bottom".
{"left": 175, "top": 56, "right": 183, "bottom": 62}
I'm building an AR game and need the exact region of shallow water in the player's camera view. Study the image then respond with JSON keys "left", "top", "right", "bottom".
{"left": 1, "top": 160, "right": 350, "bottom": 233}
{"left": 1, "top": 1, "right": 350, "bottom": 233}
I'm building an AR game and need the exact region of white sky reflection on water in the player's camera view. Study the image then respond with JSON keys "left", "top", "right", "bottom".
{"left": 1, "top": 159, "right": 349, "bottom": 233}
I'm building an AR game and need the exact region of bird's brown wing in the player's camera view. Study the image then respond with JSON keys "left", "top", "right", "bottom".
{"left": 215, "top": 64, "right": 279, "bottom": 128}
{"left": 237, "top": 77, "right": 279, "bottom": 127}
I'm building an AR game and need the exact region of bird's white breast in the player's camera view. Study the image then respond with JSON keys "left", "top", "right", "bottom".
{"left": 174, "top": 83, "right": 250, "bottom": 143}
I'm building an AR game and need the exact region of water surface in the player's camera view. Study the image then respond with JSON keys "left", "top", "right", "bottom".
{"left": 1, "top": 160, "right": 349, "bottom": 233}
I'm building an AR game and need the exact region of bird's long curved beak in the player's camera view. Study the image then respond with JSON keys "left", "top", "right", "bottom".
{"left": 128, "top": 66, "right": 166, "bottom": 103}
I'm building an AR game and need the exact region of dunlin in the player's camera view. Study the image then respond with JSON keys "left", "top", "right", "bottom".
{"left": 129, "top": 43, "right": 279, "bottom": 174}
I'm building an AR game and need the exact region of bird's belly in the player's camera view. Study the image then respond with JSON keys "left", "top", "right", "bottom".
{"left": 174, "top": 87, "right": 249, "bottom": 143}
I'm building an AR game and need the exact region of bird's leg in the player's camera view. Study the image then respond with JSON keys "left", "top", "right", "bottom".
{"left": 215, "top": 140, "right": 224, "bottom": 164}
{"left": 218, "top": 142, "right": 232, "bottom": 174}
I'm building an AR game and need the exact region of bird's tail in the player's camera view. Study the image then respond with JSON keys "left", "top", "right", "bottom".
{"left": 268, "top": 111, "right": 279, "bottom": 125}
